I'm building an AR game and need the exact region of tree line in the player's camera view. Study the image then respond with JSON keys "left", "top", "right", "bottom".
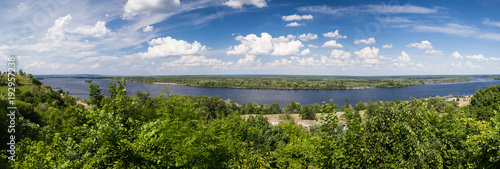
{"left": 118, "top": 75, "right": 475, "bottom": 89}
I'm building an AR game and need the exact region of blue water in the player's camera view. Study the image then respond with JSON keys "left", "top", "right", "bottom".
{"left": 40, "top": 78, "right": 500, "bottom": 107}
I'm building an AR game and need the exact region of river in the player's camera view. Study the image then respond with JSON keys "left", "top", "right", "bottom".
{"left": 40, "top": 78, "right": 500, "bottom": 107}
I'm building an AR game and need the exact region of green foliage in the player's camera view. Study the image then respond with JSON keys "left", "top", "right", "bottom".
{"left": 89, "top": 81, "right": 103, "bottom": 107}
{"left": 4, "top": 74, "right": 500, "bottom": 168}
{"left": 468, "top": 85, "right": 500, "bottom": 121}
{"left": 353, "top": 101, "right": 365, "bottom": 112}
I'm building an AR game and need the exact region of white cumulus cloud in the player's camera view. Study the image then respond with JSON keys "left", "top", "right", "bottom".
{"left": 69, "top": 21, "right": 113, "bottom": 37}
{"left": 330, "top": 49, "right": 351, "bottom": 59}
{"left": 489, "top": 57, "right": 500, "bottom": 61}
{"left": 425, "top": 49, "right": 444, "bottom": 55}
{"left": 308, "top": 44, "right": 319, "bottom": 48}
{"left": 223, "top": 0, "right": 267, "bottom": 9}
{"left": 282, "top": 14, "right": 313, "bottom": 21}
{"left": 322, "top": 40, "right": 343, "bottom": 48}
{"left": 451, "top": 51, "right": 463, "bottom": 59}
{"left": 406, "top": 40, "right": 433, "bottom": 50}
{"left": 323, "top": 30, "right": 347, "bottom": 39}
{"left": 139, "top": 36, "right": 207, "bottom": 58}
{"left": 466, "top": 54, "right": 488, "bottom": 61}
{"left": 46, "top": 14, "right": 72, "bottom": 40}
{"left": 355, "top": 47, "right": 380, "bottom": 65}
{"left": 300, "top": 49, "right": 311, "bottom": 56}
{"left": 143, "top": 25, "right": 154, "bottom": 32}
{"left": 466, "top": 61, "right": 481, "bottom": 69}
{"left": 285, "top": 22, "right": 304, "bottom": 27}
{"left": 226, "top": 33, "right": 304, "bottom": 56}
{"left": 298, "top": 33, "right": 318, "bottom": 41}
{"left": 354, "top": 37, "right": 376, "bottom": 44}
{"left": 122, "top": 0, "right": 181, "bottom": 19}
{"left": 382, "top": 44, "right": 393, "bottom": 48}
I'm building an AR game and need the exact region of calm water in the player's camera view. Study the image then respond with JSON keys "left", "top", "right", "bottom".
{"left": 40, "top": 78, "right": 500, "bottom": 107}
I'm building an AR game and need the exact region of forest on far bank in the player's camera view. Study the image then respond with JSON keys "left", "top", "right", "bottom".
{"left": 114, "top": 75, "right": 496, "bottom": 89}
{"left": 1, "top": 73, "right": 500, "bottom": 168}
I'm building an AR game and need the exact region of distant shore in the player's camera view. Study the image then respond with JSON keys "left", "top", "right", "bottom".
{"left": 97, "top": 75, "right": 498, "bottom": 90}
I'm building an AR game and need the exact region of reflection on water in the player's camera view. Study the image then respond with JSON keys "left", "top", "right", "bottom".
{"left": 40, "top": 78, "right": 500, "bottom": 108}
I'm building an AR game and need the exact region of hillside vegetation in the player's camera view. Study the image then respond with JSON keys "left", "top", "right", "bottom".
{"left": 1, "top": 74, "right": 500, "bottom": 168}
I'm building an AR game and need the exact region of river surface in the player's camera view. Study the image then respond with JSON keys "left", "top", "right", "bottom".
{"left": 40, "top": 78, "right": 500, "bottom": 107}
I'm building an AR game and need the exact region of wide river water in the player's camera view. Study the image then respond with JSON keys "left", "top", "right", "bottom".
{"left": 40, "top": 78, "right": 500, "bottom": 107}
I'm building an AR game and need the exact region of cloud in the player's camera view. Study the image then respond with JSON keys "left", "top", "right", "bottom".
{"left": 237, "top": 55, "right": 261, "bottom": 65}
{"left": 282, "top": 14, "right": 313, "bottom": 21}
{"left": 163, "top": 55, "right": 233, "bottom": 67}
{"left": 414, "top": 23, "right": 478, "bottom": 37}
{"left": 91, "top": 63, "right": 100, "bottom": 69}
{"left": 81, "top": 56, "right": 119, "bottom": 63}
{"left": 381, "top": 17, "right": 413, "bottom": 23}
{"left": 122, "top": 0, "right": 181, "bottom": 19}
{"left": 139, "top": 36, "right": 207, "bottom": 58}
{"left": 292, "top": 56, "right": 317, "bottom": 66}
{"left": 483, "top": 18, "right": 500, "bottom": 28}
{"left": 392, "top": 51, "right": 423, "bottom": 68}
{"left": 264, "top": 59, "right": 292, "bottom": 68}
{"left": 322, "top": 40, "right": 343, "bottom": 48}
{"left": 415, "top": 23, "right": 500, "bottom": 41}
{"left": 46, "top": 14, "right": 73, "bottom": 40}
{"left": 46, "top": 14, "right": 113, "bottom": 39}
{"left": 285, "top": 22, "right": 304, "bottom": 27}
{"left": 143, "top": 25, "right": 154, "bottom": 32}
{"left": 355, "top": 47, "right": 379, "bottom": 59}
{"left": 451, "top": 62, "right": 462, "bottom": 67}
{"left": 300, "top": 49, "right": 311, "bottom": 56}
{"left": 291, "top": 53, "right": 356, "bottom": 67}
{"left": 25, "top": 61, "right": 61, "bottom": 69}
{"left": 297, "top": 4, "right": 438, "bottom": 16}
{"left": 227, "top": 33, "right": 304, "bottom": 56}
{"left": 354, "top": 37, "right": 376, "bottom": 44}
{"left": 489, "top": 57, "right": 500, "bottom": 61}
{"left": 477, "top": 32, "right": 500, "bottom": 41}
{"left": 465, "top": 54, "right": 488, "bottom": 61}
{"left": 406, "top": 40, "right": 433, "bottom": 50}
{"left": 393, "top": 51, "right": 411, "bottom": 67}
{"left": 382, "top": 44, "right": 393, "bottom": 48}
{"left": 298, "top": 33, "right": 318, "bottom": 41}
{"left": 465, "top": 61, "right": 481, "bottom": 69}
{"left": 307, "top": 44, "right": 319, "bottom": 48}
{"left": 451, "top": 52, "right": 463, "bottom": 59}
{"left": 223, "top": 0, "right": 267, "bottom": 9}
{"left": 330, "top": 49, "right": 351, "bottom": 59}
{"left": 366, "top": 4, "right": 438, "bottom": 14}
{"left": 425, "top": 50, "right": 444, "bottom": 55}
{"left": 354, "top": 47, "right": 380, "bottom": 65}
{"left": 323, "top": 30, "right": 347, "bottom": 39}
{"left": 68, "top": 21, "right": 114, "bottom": 37}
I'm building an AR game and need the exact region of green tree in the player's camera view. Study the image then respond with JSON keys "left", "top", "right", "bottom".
{"left": 341, "top": 98, "right": 352, "bottom": 112}
{"left": 88, "top": 81, "right": 103, "bottom": 107}
{"left": 354, "top": 101, "right": 365, "bottom": 112}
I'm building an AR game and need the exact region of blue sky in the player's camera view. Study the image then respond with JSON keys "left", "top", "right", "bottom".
{"left": 1, "top": 0, "right": 500, "bottom": 75}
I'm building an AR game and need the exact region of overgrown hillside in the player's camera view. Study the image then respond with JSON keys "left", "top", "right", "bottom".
{"left": 1, "top": 74, "right": 500, "bottom": 168}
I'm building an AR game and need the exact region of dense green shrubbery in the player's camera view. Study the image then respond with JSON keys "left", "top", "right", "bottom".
{"left": 2, "top": 77, "right": 500, "bottom": 168}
